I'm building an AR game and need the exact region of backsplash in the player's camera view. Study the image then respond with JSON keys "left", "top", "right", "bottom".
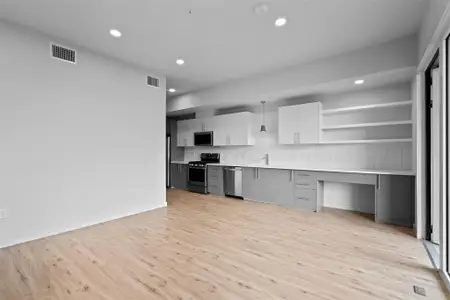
{"left": 184, "top": 111, "right": 412, "bottom": 171}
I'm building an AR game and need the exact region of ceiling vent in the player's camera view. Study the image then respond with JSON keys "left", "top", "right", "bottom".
{"left": 147, "top": 76, "right": 160, "bottom": 88}
{"left": 51, "top": 43, "right": 76, "bottom": 64}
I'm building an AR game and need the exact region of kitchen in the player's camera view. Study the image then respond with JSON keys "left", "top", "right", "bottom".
{"left": 168, "top": 82, "right": 415, "bottom": 228}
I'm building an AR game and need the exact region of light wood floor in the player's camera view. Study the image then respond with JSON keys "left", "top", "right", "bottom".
{"left": 1, "top": 189, "right": 448, "bottom": 300}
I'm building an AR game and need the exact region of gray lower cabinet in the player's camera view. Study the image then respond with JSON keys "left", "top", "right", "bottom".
{"left": 375, "top": 175, "right": 415, "bottom": 227}
{"left": 208, "top": 166, "right": 224, "bottom": 196}
{"left": 170, "top": 163, "right": 188, "bottom": 189}
{"left": 243, "top": 168, "right": 295, "bottom": 208}
{"left": 293, "top": 171, "right": 318, "bottom": 211}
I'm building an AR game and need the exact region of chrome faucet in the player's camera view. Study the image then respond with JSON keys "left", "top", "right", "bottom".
{"left": 263, "top": 154, "right": 269, "bottom": 165}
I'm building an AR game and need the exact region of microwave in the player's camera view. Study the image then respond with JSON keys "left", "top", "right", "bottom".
{"left": 194, "top": 131, "right": 214, "bottom": 146}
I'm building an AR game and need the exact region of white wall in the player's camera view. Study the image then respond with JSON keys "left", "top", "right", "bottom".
{"left": 418, "top": 0, "right": 450, "bottom": 61}
{"left": 0, "top": 21, "right": 167, "bottom": 248}
{"left": 168, "top": 35, "right": 417, "bottom": 114}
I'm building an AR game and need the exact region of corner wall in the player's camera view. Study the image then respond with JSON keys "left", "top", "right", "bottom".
{"left": 0, "top": 21, "right": 167, "bottom": 248}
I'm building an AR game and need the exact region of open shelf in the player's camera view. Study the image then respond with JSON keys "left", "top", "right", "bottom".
{"left": 320, "top": 138, "right": 412, "bottom": 145}
{"left": 321, "top": 100, "right": 412, "bottom": 115}
{"left": 322, "top": 120, "right": 413, "bottom": 130}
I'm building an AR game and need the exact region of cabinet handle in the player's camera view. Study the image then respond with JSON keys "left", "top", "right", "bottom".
{"left": 376, "top": 175, "right": 381, "bottom": 190}
{"left": 290, "top": 170, "right": 293, "bottom": 182}
{"left": 296, "top": 197, "right": 309, "bottom": 201}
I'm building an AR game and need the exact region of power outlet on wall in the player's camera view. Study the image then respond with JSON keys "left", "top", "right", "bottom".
{"left": 0, "top": 209, "right": 8, "bottom": 219}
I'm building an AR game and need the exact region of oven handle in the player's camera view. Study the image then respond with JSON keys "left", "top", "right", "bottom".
{"left": 188, "top": 166, "right": 207, "bottom": 169}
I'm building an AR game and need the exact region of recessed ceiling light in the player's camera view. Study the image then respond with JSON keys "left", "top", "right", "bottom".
{"left": 354, "top": 79, "right": 365, "bottom": 85}
{"left": 168, "top": 88, "right": 176, "bottom": 93}
{"left": 275, "top": 17, "right": 287, "bottom": 27}
{"left": 109, "top": 29, "right": 122, "bottom": 38}
{"left": 176, "top": 59, "right": 185, "bottom": 65}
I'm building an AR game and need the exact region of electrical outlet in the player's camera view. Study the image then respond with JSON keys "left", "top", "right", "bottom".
{"left": 0, "top": 209, "right": 8, "bottom": 219}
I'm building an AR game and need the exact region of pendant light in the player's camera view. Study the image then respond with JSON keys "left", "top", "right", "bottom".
{"left": 260, "top": 101, "right": 267, "bottom": 132}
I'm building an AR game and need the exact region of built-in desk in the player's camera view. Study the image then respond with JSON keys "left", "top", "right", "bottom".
{"left": 312, "top": 172, "right": 414, "bottom": 227}
{"left": 240, "top": 166, "right": 415, "bottom": 228}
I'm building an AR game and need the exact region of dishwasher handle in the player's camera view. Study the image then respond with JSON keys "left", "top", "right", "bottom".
{"left": 224, "top": 167, "right": 242, "bottom": 171}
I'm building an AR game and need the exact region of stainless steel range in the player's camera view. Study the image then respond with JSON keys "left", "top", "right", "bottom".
{"left": 188, "top": 153, "right": 220, "bottom": 194}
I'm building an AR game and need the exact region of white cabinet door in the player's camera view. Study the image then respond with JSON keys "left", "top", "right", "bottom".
{"left": 298, "top": 102, "right": 321, "bottom": 144}
{"left": 177, "top": 119, "right": 201, "bottom": 147}
{"left": 177, "top": 120, "right": 189, "bottom": 147}
{"left": 279, "top": 103, "right": 321, "bottom": 145}
{"left": 211, "top": 115, "right": 227, "bottom": 146}
{"left": 227, "top": 112, "right": 253, "bottom": 146}
{"left": 278, "top": 106, "right": 299, "bottom": 144}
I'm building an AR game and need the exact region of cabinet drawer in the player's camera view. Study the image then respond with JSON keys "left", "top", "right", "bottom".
{"left": 293, "top": 189, "right": 317, "bottom": 211}
{"left": 208, "top": 176, "right": 221, "bottom": 186}
{"left": 294, "top": 171, "right": 316, "bottom": 183}
{"left": 208, "top": 167, "right": 221, "bottom": 178}
{"left": 209, "top": 166, "right": 221, "bottom": 172}
{"left": 294, "top": 181, "right": 316, "bottom": 190}
{"left": 208, "top": 185, "right": 224, "bottom": 196}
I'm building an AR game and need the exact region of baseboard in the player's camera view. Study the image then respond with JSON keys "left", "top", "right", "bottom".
{"left": 0, "top": 202, "right": 167, "bottom": 250}
{"left": 440, "top": 270, "right": 450, "bottom": 294}
{"left": 423, "top": 240, "right": 440, "bottom": 269}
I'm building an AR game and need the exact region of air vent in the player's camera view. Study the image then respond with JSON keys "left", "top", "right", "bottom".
{"left": 147, "top": 76, "right": 160, "bottom": 88}
{"left": 51, "top": 43, "right": 76, "bottom": 64}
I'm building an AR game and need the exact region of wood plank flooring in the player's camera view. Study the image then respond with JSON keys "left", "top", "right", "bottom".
{"left": 0, "top": 189, "right": 448, "bottom": 300}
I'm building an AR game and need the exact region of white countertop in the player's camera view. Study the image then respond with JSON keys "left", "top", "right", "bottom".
{"left": 171, "top": 161, "right": 415, "bottom": 176}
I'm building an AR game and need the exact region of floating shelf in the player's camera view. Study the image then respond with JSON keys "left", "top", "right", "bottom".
{"left": 320, "top": 138, "right": 412, "bottom": 145}
{"left": 321, "top": 100, "right": 412, "bottom": 115}
{"left": 322, "top": 120, "right": 413, "bottom": 130}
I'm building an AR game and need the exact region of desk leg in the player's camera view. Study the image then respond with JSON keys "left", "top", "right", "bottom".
{"left": 375, "top": 175, "right": 415, "bottom": 227}
{"left": 317, "top": 181, "right": 324, "bottom": 212}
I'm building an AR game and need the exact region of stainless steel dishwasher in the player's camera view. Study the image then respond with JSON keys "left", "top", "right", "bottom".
{"left": 223, "top": 167, "right": 243, "bottom": 199}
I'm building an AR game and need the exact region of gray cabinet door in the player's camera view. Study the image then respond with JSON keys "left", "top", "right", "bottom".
{"left": 208, "top": 166, "right": 224, "bottom": 196}
{"left": 375, "top": 175, "right": 414, "bottom": 227}
{"left": 243, "top": 168, "right": 294, "bottom": 207}
{"left": 170, "top": 163, "right": 188, "bottom": 189}
{"left": 243, "top": 168, "right": 259, "bottom": 200}
{"left": 179, "top": 164, "right": 188, "bottom": 190}
{"left": 258, "top": 169, "right": 294, "bottom": 206}
{"left": 170, "top": 163, "right": 180, "bottom": 188}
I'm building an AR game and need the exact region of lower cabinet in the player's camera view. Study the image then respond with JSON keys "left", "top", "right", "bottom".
{"left": 208, "top": 166, "right": 224, "bottom": 196}
{"left": 243, "top": 168, "right": 298, "bottom": 209}
{"left": 170, "top": 163, "right": 188, "bottom": 189}
{"left": 243, "top": 168, "right": 319, "bottom": 212}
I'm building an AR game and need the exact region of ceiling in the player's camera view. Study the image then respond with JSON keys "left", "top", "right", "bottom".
{"left": 0, "top": 0, "right": 426, "bottom": 96}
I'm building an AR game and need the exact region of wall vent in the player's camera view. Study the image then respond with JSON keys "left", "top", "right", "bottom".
{"left": 147, "top": 76, "right": 160, "bottom": 88}
{"left": 51, "top": 43, "right": 76, "bottom": 64}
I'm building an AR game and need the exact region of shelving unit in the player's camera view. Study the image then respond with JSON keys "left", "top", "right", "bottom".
{"left": 321, "top": 100, "right": 412, "bottom": 115}
{"left": 320, "top": 100, "right": 413, "bottom": 144}
{"left": 322, "top": 120, "right": 412, "bottom": 130}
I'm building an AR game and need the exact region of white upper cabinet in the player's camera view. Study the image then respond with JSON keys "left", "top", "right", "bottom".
{"left": 278, "top": 102, "right": 322, "bottom": 145}
{"left": 176, "top": 112, "right": 254, "bottom": 147}
{"left": 176, "top": 119, "right": 199, "bottom": 147}
{"left": 220, "top": 112, "right": 254, "bottom": 146}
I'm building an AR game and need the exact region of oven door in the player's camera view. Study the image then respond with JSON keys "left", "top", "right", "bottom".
{"left": 188, "top": 166, "right": 207, "bottom": 186}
